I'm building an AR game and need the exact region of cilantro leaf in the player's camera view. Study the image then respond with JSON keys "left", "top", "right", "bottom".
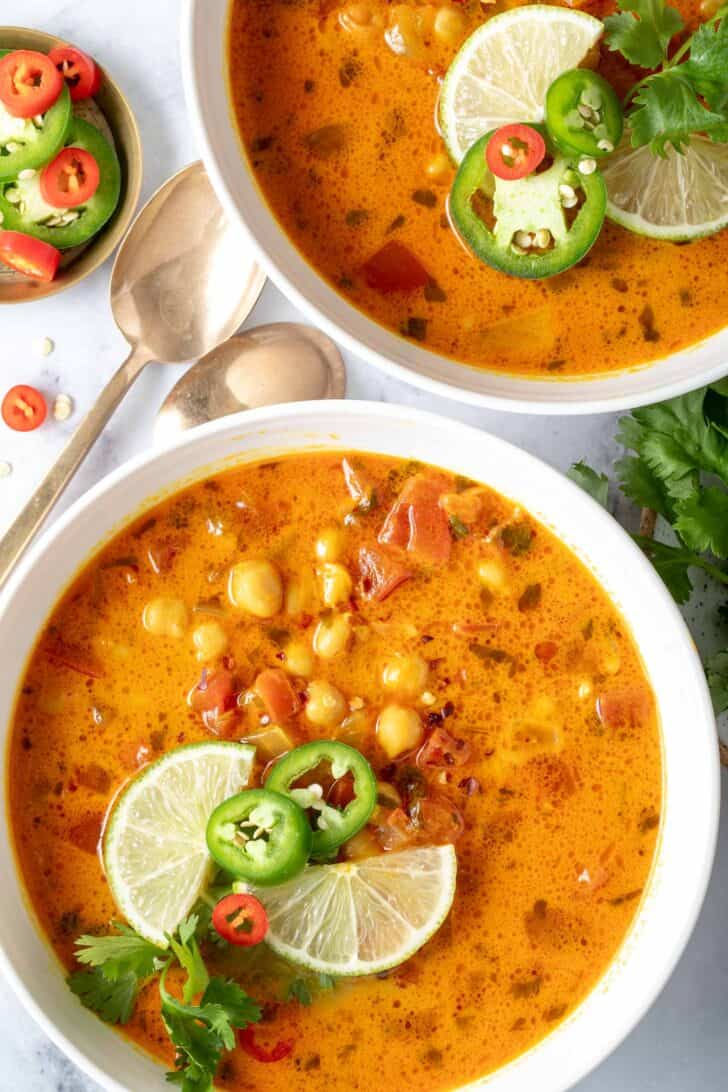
{"left": 615, "top": 454, "right": 674, "bottom": 520}
{"left": 706, "top": 649, "right": 728, "bottom": 713}
{"left": 604, "top": 0, "right": 684, "bottom": 69}
{"left": 673, "top": 487, "right": 728, "bottom": 556}
{"left": 74, "top": 924, "right": 166, "bottom": 981}
{"left": 167, "top": 915, "right": 209, "bottom": 1004}
{"left": 630, "top": 70, "right": 728, "bottom": 154}
{"left": 68, "top": 968, "right": 140, "bottom": 1025}
{"left": 567, "top": 461, "right": 609, "bottom": 507}
{"left": 632, "top": 536, "right": 697, "bottom": 603}
{"left": 286, "top": 978, "right": 313, "bottom": 1006}
{"left": 632, "top": 389, "right": 728, "bottom": 497}
{"left": 680, "top": 15, "right": 728, "bottom": 112}
{"left": 160, "top": 966, "right": 261, "bottom": 1091}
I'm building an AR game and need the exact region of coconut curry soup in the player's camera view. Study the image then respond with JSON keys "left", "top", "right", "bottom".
{"left": 8, "top": 454, "right": 661, "bottom": 1090}
{"left": 228, "top": 0, "right": 728, "bottom": 378}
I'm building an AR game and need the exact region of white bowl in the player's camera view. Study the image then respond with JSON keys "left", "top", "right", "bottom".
{"left": 181, "top": 0, "right": 728, "bottom": 415}
{"left": 0, "top": 402, "right": 720, "bottom": 1091}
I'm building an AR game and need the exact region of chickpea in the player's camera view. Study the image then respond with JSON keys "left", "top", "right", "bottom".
{"left": 318, "top": 562, "right": 353, "bottom": 607}
{"left": 228, "top": 559, "right": 283, "bottom": 618}
{"left": 192, "top": 621, "right": 229, "bottom": 663}
{"left": 433, "top": 5, "right": 467, "bottom": 46}
{"left": 425, "top": 151, "right": 453, "bottom": 185}
{"left": 142, "top": 597, "right": 189, "bottom": 639}
{"left": 313, "top": 613, "right": 352, "bottom": 659}
{"left": 382, "top": 652, "right": 429, "bottom": 698}
{"left": 305, "top": 680, "right": 348, "bottom": 728}
{"left": 477, "top": 557, "right": 509, "bottom": 593}
{"left": 315, "top": 526, "right": 345, "bottom": 563}
{"left": 376, "top": 704, "right": 424, "bottom": 759}
{"left": 285, "top": 568, "right": 316, "bottom": 617}
{"left": 283, "top": 638, "right": 315, "bottom": 678}
{"left": 339, "top": 2, "right": 374, "bottom": 31}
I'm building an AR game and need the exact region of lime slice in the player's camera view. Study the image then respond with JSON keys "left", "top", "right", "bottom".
{"left": 603, "top": 133, "right": 728, "bottom": 241}
{"left": 238, "top": 845, "right": 457, "bottom": 976}
{"left": 104, "top": 741, "right": 254, "bottom": 946}
{"left": 439, "top": 6, "right": 603, "bottom": 163}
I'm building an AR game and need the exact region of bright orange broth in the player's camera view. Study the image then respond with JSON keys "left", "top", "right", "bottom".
{"left": 227, "top": 0, "right": 728, "bottom": 379}
{"left": 8, "top": 453, "right": 661, "bottom": 1089}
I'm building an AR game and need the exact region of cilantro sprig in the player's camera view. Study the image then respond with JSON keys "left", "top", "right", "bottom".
{"left": 604, "top": 1, "right": 728, "bottom": 155}
{"left": 68, "top": 914, "right": 261, "bottom": 1092}
{"left": 568, "top": 383, "right": 728, "bottom": 712}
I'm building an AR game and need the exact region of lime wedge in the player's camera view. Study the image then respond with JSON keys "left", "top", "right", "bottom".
{"left": 104, "top": 742, "right": 254, "bottom": 946}
{"left": 237, "top": 845, "right": 457, "bottom": 977}
{"left": 603, "top": 133, "right": 728, "bottom": 241}
{"left": 439, "top": 6, "right": 603, "bottom": 163}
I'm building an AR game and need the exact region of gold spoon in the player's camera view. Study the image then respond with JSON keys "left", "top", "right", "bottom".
{"left": 153, "top": 322, "right": 346, "bottom": 444}
{"left": 0, "top": 161, "right": 265, "bottom": 594}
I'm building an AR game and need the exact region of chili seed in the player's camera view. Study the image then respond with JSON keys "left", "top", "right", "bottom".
{"left": 578, "top": 157, "right": 597, "bottom": 175}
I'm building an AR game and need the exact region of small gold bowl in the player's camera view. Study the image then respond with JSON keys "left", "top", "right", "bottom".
{"left": 0, "top": 26, "right": 142, "bottom": 304}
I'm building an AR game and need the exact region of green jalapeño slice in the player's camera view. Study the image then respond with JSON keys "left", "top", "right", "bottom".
{"left": 448, "top": 127, "right": 606, "bottom": 280}
{"left": 265, "top": 741, "right": 377, "bottom": 858}
{"left": 545, "top": 70, "right": 623, "bottom": 159}
{"left": 206, "top": 788, "right": 312, "bottom": 886}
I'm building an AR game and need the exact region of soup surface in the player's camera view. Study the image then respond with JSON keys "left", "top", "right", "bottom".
{"left": 227, "top": 0, "right": 728, "bottom": 378}
{"left": 8, "top": 453, "right": 661, "bottom": 1089}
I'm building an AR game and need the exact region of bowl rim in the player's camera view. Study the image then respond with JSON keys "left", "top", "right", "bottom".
{"left": 0, "top": 399, "right": 720, "bottom": 1092}
{"left": 0, "top": 25, "right": 143, "bottom": 305}
{"left": 180, "top": 0, "right": 728, "bottom": 415}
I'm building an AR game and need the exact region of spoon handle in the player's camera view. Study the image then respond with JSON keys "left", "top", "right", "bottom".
{"left": 0, "top": 345, "right": 149, "bottom": 596}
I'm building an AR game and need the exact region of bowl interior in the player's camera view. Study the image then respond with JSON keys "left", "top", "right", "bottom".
{"left": 0, "top": 401, "right": 719, "bottom": 1092}
{"left": 0, "top": 26, "right": 142, "bottom": 305}
{"left": 182, "top": 0, "right": 728, "bottom": 414}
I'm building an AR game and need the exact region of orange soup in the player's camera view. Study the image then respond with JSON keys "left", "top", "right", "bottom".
{"left": 227, "top": 0, "right": 728, "bottom": 378}
{"left": 8, "top": 454, "right": 661, "bottom": 1089}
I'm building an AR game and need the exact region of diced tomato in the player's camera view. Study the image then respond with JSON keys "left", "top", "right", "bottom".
{"left": 43, "top": 637, "right": 103, "bottom": 678}
{"left": 146, "top": 536, "right": 185, "bottom": 574}
{"left": 254, "top": 668, "right": 301, "bottom": 723}
{"left": 0, "top": 50, "right": 63, "bottom": 118}
{"left": 68, "top": 813, "right": 103, "bottom": 855}
{"left": 0, "top": 231, "right": 60, "bottom": 282}
{"left": 239, "top": 1027, "right": 294, "bottom": 1063}
{"left": 2, "top": 384, "right": 47, "bottom": 432}
{"left": 411, "top": 797, "right": 465, "bottom": 844}
{"left": 48, "top": 44, "right": 101, "bottom": 102}
{"left": 379, "top": 474, "right": 452, "bottom": 564}
{"left": 360, "top": 240, "right": 429, "bottom": 294}
{"left": 212, "top": 893, "right": 268, "bottom": 947}
{"left": 596, "top": 686, "right": 652, "bottom": 731}
{"left": 417, "top": 726, "right": 471, "bottom": 767}
{"left": 189, "top": 668, "right": 237, "bottom": 716}
{"left": 41, "top": 147, "right": 100, "bottom": 208}
{"left": 327, "top": 773, "right": 355, "bottom": 809}
{"left": 357, "top": 546, "right": 412, "bottom": 602}
{"left": 342, "top": 457, "right": 377, "bottom": 510}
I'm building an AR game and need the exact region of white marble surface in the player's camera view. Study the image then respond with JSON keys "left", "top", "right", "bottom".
{"left": 0, "top": 1, "right": 726, "bottom": 1089}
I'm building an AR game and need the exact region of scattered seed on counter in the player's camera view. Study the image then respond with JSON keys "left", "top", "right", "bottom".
{"left": 0, "top": 460, "right": 12, "bottom": 478}
{"left": 34, "top": 336, "right": 54, "bottom": 357}
{"left": 53, "top": 394, "right": 74, "bottom": 422}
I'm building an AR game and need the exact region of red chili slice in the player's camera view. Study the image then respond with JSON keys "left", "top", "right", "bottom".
{"left": 0, "top": 231, "right": 61, "bottom": 283}
{"left": 486, "top": 124, "right": 546, "bottom": 181}
{"left": 41, "top": 147, "right": 100, "bottom": 209}
{"left": 212, "top": 893, "right": 269, "bottom": 947}
{"left": 239, "top": 1026, "right": 294, "bottom": 1063}
{"left": 360, "top": 240, "right": 429, "bottom": 294}
{"left": 2, "top": 384, "right": 48, "bottom": 432}
{"left": 48, "top": 44, "right": 101, "bottom": 102}
{"left": 0, "top": 50, "right": 64, "bottom": 118}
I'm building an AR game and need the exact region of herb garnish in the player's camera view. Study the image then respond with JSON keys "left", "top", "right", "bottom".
{"left": 605, "top": 1, "right": 728, "bottom": 154}
{"left": 567, "top": 461, "right": 609, "bottom": 507}
{"left": 568, "top": 382, "right": 728, "bottom": 711}
{"left": 69, "top": 915, "right": 261, "bottom": 1091}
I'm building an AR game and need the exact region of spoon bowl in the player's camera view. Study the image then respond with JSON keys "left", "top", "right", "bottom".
{"left": 154, "top": 322, "right": 346, "bottom": 442}
{"left": 111, "top": 162, "right": 264, "bottom": 361}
